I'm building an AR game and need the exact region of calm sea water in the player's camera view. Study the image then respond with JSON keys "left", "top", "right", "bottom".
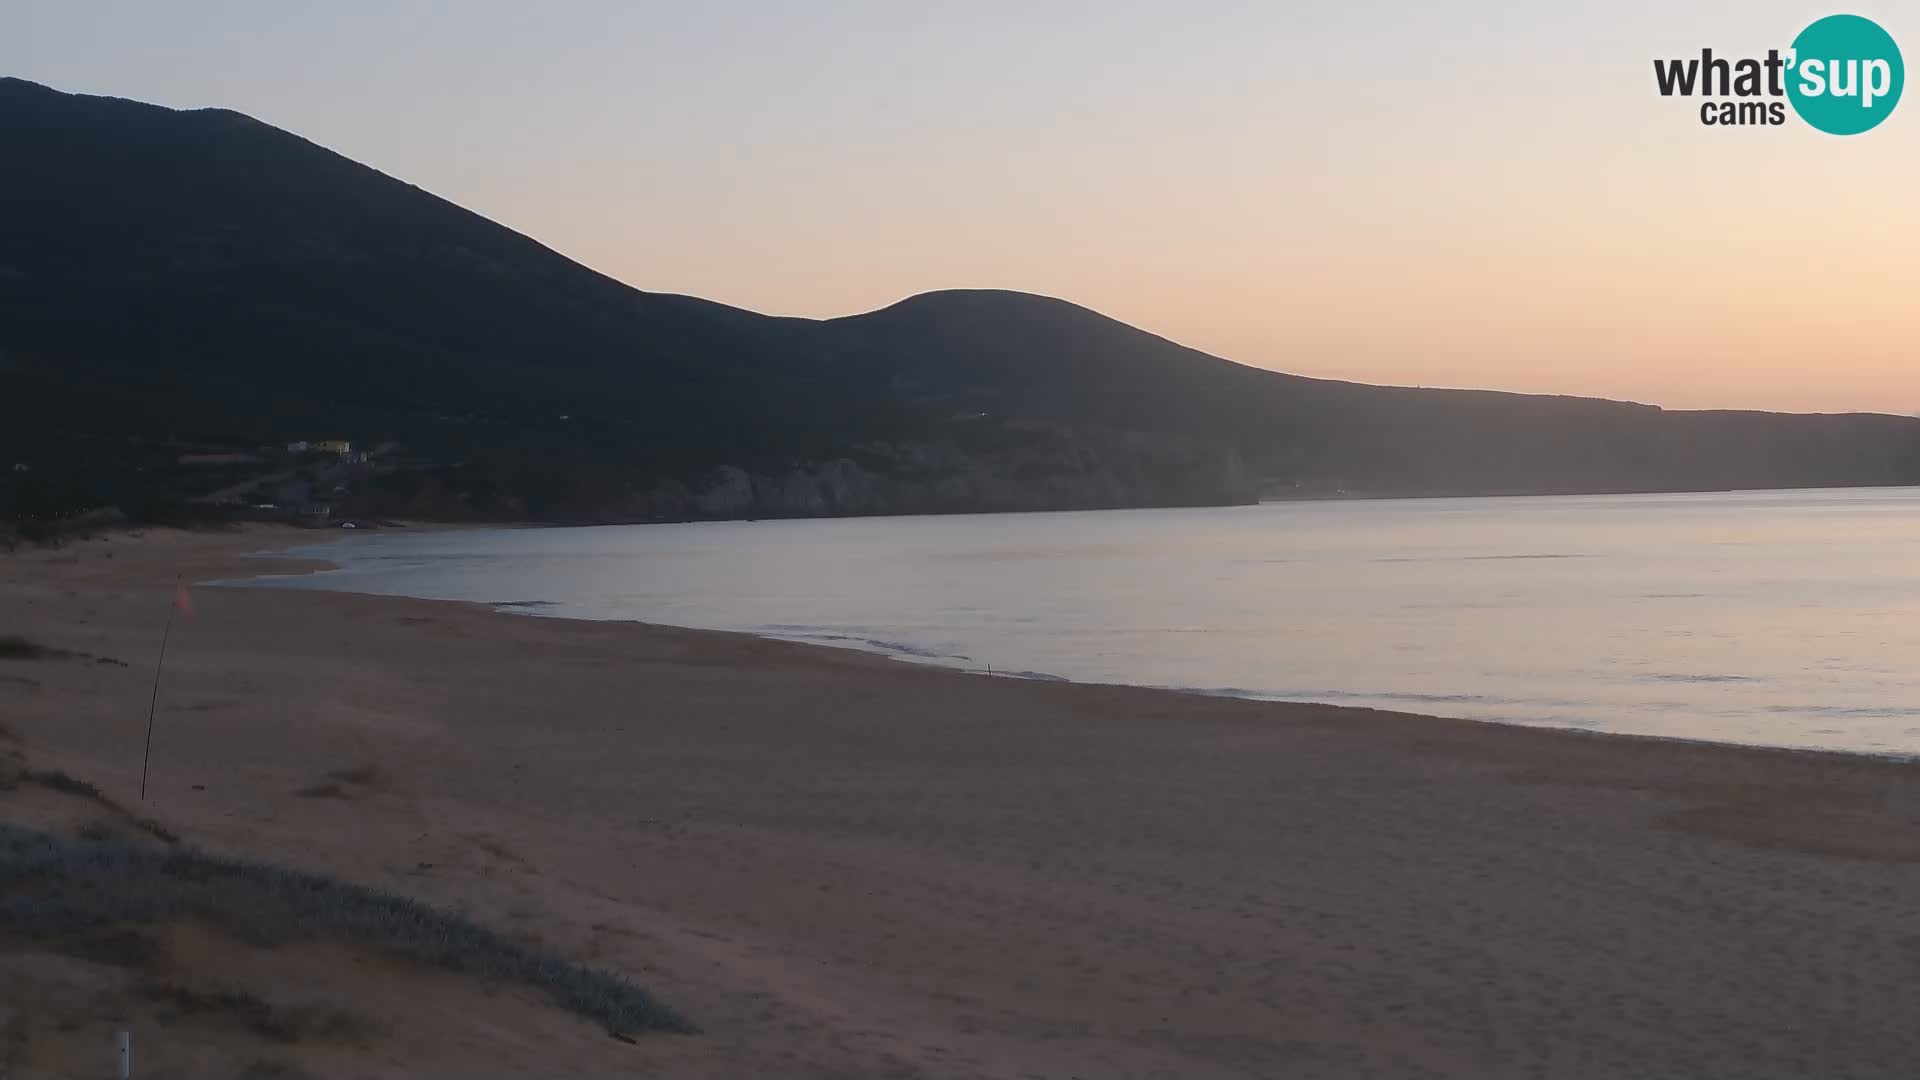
{"left": 244, "top": 488, "right": 1920, "bottom": 756}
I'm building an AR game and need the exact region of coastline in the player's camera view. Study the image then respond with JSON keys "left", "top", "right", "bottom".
{"left": 239, "top": 522, "right": 1920, "bottom": 764}
{"left": 203, "top": 525, "right": 1906, "bottom": 762}
{"left": 5, "top": 525, "right": 1920, "bottom": 1077}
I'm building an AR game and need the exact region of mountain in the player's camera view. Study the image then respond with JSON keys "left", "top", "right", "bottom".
{"left": 4, "top": 76, "right": 1918, "bottom": 526}
{"left": 819, "top": 290, "right": 1920, "bottom": 497}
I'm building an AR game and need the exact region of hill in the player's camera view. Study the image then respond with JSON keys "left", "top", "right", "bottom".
{"left": 3, "top": 76, "right": 1916, "bottom": 525}
{"left": 820, "top": 289, "right": 1920, "bottom": 496}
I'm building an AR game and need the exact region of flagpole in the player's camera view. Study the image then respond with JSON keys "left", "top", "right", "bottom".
{"left": 140, "top": 575, "right": 182, "bottom": 802}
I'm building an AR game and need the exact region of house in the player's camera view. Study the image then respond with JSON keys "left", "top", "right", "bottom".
{"left": 287, "top": 441, "right": 311, "bottom": 453}
{"left": 316, "top": 439, "right": 353, "bottom": 455}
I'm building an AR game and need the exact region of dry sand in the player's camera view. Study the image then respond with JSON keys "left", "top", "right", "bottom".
{"left": 3, "top": 525, "right": 1919, "bottom": 1078}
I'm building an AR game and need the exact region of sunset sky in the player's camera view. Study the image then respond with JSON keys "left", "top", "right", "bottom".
{"left": 7, "top": 1, "right": 1916, "bottom": 413}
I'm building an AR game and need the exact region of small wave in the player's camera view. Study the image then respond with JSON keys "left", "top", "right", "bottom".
{"left": 1371, "top": 553, "right": 1589, "bottom": 564}
{"left": 493, "top": 600, "right": 559, "bottom": 610}
{"left": 1760, "top": 703, "right": 1917, "bottom": 720}
{"left": 1170, "top": 686, "right": 1538, "bottom": 709}
{"left": 995, "top": 670, "right": 1069, "bottom": 682}
{"left": 860, "top": 637, "right": 961, "bottom": 660}
{"left": 758, "top": 628, "right": 966, "bottom": 662}
{"left": 1366, "top": 690, "right": 1509, "bottom": 705}
{"left": 1168, "top": 686, "right": 1269, "bottom": 701}
{"left": 1400, "top": 601, "right": 1499, "bottom": 611}
{"left": 1641, "top": 673, "right": 1755, "bottom": 684}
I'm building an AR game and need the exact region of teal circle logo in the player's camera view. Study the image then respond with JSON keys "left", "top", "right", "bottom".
{"left": 1786, "top": 15, "right": 1904, "bottom": 134}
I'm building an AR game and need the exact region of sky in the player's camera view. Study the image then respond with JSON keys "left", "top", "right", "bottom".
{"left": 5, "top": 1, "right": 1917, "bottom": 413}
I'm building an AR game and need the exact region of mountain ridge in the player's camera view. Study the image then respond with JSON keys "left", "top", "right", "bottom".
{"left": 4, "top": 76, "right": 1918, "bottom": 525}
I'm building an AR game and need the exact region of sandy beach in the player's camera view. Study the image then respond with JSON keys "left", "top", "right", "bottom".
{"left": 4, "top": 525, "right": 1919, "bottom": 1079}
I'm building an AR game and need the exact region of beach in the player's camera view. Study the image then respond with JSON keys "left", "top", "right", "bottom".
{"left": 4, "top": 526, "right": 1920, "bottom": 1078}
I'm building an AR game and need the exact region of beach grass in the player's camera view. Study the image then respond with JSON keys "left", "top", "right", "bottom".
{"left": 0, "top": 634, "right": 54, "bottom": 660}
{"left": 2, "top": 768, "right": 181, "bottom": 844}
{"left": 138, "top": 981, "right": 370, "bottom": 1043}
{"left": 19, "top": 767, "right": 103, "bottom": 798}
{"left": 0, "top": 825, "right": 694, "bottom": 1037}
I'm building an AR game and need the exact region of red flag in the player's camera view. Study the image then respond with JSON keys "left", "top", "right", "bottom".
{"left": 173, "top": 582, "right": 194, "bottom": 618}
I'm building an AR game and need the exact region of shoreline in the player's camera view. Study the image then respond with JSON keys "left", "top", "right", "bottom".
{"left": 227, "top": 525, "right": 1920, "bottom": 766}
{"left": 32, "top": 525, "right": 1920, "bottom": 790}
{"left": 6, "top": 525, "right": 1920, "bottom": 1077}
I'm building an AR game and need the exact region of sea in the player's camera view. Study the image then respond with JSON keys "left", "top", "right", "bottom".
{"left": 239, "top": 487, "right": 1920, "bottom": 757}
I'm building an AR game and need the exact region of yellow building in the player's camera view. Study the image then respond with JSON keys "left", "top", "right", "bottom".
{"left": 315, "top": 439, "right": 352, "bottom": 455}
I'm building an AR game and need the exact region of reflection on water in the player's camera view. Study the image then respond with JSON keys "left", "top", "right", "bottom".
{"left": 247, "top": 487, "right": 1920, "bottom": 756}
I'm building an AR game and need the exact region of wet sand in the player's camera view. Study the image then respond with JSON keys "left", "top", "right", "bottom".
{"left": 3, "top": 526, "right": 1919, "bottom": 1078}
